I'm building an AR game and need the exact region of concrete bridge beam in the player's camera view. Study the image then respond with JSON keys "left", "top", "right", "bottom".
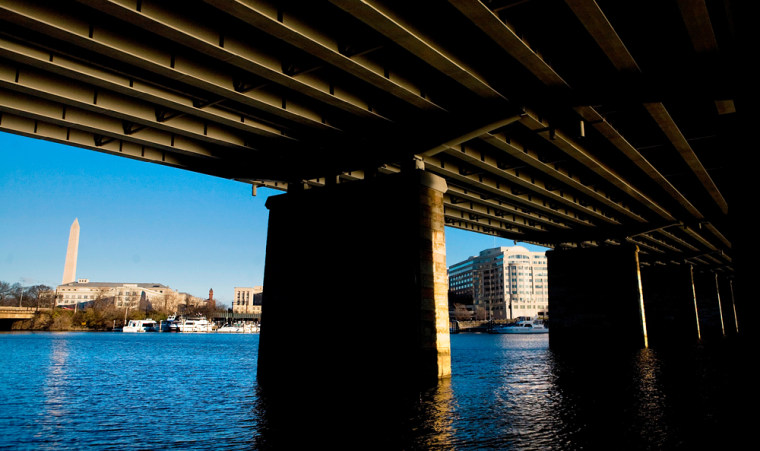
{"left": 257, "top": 169, "right": 450, "bottom": 396}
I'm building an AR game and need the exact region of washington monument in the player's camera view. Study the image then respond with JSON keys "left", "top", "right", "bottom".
{"left": 62, "top": 218, "right": 79, "bottom": 284}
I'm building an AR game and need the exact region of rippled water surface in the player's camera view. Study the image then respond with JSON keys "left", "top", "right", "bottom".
{"left": 0, "top": 332, "right": 749, "bottom": 449}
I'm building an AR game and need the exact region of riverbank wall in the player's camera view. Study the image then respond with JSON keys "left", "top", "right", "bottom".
{"left": 1, "top": 311, "right": 96, "bottom": 332}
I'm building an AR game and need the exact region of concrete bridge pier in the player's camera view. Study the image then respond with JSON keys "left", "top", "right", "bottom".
{"left": 257, "top": 169, "right": 451, "bottom": 399}
{"left": 547, "top": 245, "right": 649, "bottom": 350}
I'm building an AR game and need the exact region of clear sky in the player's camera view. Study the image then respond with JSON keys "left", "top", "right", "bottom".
{"left": 1, "top": 131, "right": 548, "bottom": 305}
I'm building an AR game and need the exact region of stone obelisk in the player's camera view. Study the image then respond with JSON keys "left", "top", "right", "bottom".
{"left": 62, "top": 218, "right": 80, "bottom": 284}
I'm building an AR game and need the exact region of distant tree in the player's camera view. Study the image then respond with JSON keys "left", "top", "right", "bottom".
{"left": 25, "top": 284, "right": 53, "bottom": 308}
{"left": 138, "top": 291, "right": 150, "bottom": 315}
{"left": 124, "top": 293, "right": 139, "bottom": 311}
{"left": 37, "top": 287, "right": 54, "bottom": 309}
{"left": 474, "top": 305, "right": 488, "bottom": 321}
{"left": 92, "top": 287, "right": 115, "bottom": 309}
{"left": 160, "top": 292, "right": 184, "bottom": 314}
{"left": 452, "top": 303, "right": 475, "bottom": 321}
{"left": 191, "top": 299, "right": 228, "bottom": 321}
{"left": 77, "top": 287, "right": 118, "bottom": 329}
{"left": 0, "top": 281, "right": 12, "bottom": 306}
{"left": 0, "top": 282, "right": 25, "bottom": 307}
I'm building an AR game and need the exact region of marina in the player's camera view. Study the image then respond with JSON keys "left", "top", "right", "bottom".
{"left": 119, "top": 316, "right": 260, "bottom": 334}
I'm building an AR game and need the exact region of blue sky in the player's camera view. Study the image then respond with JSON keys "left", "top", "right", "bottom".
{"left": 1, "top": 131, "right": 547, "bottom": 305}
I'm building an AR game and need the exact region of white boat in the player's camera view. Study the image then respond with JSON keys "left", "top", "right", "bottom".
{"left": 217, "top": 322, "right": 260, "bottom": 333}
{"left": 163, "top": 315, "right": 180, "bottom": 332}
{"left": 123, "top": 319, "right": 159, "bottom": 333}
{"left": 489, "top": 318, "right": 548, "bottom": 334}
{"left": 176, "top": 317, "right": 215, "bottom": 333}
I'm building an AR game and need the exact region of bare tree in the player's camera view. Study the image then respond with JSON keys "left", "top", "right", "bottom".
{"left": 25, "top": 284, "right": 52, "bottom": 309}
{"left": 5, "top": 283, "right": 24, "bottom": 307}
{"left": 92, "top": 287, "right": 114, "bottom": 308}
{"left": 0, "top": 281, "right": 12, "bottom": 306}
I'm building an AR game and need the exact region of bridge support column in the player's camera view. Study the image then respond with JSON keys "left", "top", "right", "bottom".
{"left": 257, "top": 170, "right": 450, "bottom": 395}
{"left": 638, "top": 264, "right": 703, "bottom": 347}
{"left": 547, "top": 244, "right": 648, "bottom": 350}
{"left": 690, "top": 270, "right": 738, "bottom": 341}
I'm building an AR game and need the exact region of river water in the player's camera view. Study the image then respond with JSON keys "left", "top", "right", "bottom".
{"left": 0, "top": 332, "right": 750, "bottom": 450}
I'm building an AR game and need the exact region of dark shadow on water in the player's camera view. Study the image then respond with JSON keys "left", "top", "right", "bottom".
{"left": 248, "top": 336, "right": 753, "bottom": 449}
{"left": 251, "top": 377, "right": 453, "bottom": 449}
{"left": 548, "top": 336, "right": 752, "bottom": 450}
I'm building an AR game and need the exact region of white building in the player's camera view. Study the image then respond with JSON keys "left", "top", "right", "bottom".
{"left": 56, "top": 279, "right": 179, "bottom": 310}
{"left": 233, "top": 286, "right": 263, "bottom": 315}
{"left": 449, "top": 246, "right": 548, "bottom": 320}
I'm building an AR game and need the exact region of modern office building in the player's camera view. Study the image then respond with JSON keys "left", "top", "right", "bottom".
{"left": 448, "top": 246, "right": 548, "bottom": 320}
{"left": 233, "top": 286, "right": 263, "bottom": 315}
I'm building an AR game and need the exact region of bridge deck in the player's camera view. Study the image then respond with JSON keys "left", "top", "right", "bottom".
{"left": 0, "top": 307, "right": 43, "bottom": 320}
{"left": 0, "top": 0, "right": 744, "bottom": 272}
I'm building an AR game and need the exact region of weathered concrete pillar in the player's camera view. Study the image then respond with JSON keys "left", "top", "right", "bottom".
{"left": 257, "top": 170, "right": 450, "bottom": 396}
{"left": 547, "top": 244, "right": 648, "bottom": 350}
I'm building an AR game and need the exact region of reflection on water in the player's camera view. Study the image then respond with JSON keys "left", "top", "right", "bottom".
{"left": 633, "top": 349, "right": 669, "bottom": 444}
{"left": 439, "top": 334, "right": 565, "bottom": 449}
{"left": 39, "top": 336, "right": 71, "bottom": 439}
{"left": 0, "top": 332, "right": 750, "bottom": 449}
{"left": 416, "top": 378, "right": 456, "bottom": 447}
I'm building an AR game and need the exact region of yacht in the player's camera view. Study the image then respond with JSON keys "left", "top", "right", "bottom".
{"left": 123, "top": 319, "right": 159, "bottom": 333}
{"left": 217, "top": 322, "right": 260, "bottom": 333}
{"left": 162, "top": 315, "right": 180, "bottom": 332}
{"left": 489, "top": 317, "right": 548, "bottom": 334}
{"left": 176, "top": 317, "right": 215, "bottom": 333}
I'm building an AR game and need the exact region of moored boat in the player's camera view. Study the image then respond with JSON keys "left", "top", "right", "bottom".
{"left": 176, "top": 317, "right": 214, "bottom": 333}
{"left": 217, "top": 322, "right": 260, "bottom": 333}
{"left": 162, "top": 315, "right": 180, "bottom": 332}
{"left": 123, "top": 319, "right": 159, "bottom": 333}
{"left": 489, "top": 317, "right": 548, "bottom": 334}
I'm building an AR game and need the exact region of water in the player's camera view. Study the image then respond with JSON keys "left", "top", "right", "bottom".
{"left": 0, "top": 332, "right": 750, "bottom": 449}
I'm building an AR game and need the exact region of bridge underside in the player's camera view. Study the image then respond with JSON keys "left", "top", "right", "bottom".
{"left": 0, "top": 1, "right": 745, "bottom": 264}
{"left": 0, "top": 307, "right": 37, "bottom": 330}
{"left": 0, "top": 1, "right": 752, "bottom": 377}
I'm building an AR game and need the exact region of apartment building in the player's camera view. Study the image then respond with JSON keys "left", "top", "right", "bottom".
{"left": 449, "top": 246, "right": 548, "bottom": 320}
{"left": 233, "top": 286, "right": 263, "bottom": 315}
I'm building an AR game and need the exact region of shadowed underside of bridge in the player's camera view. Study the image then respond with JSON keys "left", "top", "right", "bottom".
{"left": 0, "top": 0, "right": 745, "bottom": 272}
{"left": 1, "top": 1, "right": 751, "bottom": 393}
